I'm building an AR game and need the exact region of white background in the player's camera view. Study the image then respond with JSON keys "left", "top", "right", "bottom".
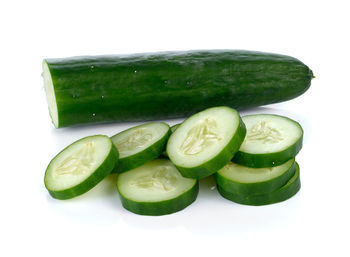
{"left": 1, "top": 0, "right": 349, "bottom": 256}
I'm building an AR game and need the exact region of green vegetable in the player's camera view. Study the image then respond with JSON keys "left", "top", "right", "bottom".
{"left": 215, "top": 158, "right": 296, "bottom": 195}
{"left": 161, "top": 123, "right": 180, "bottom": 158}
{"left": 217, "top": 162, "right": 301, "bottom": 206}
{"left": 111, "top": 122, "right": 170, "bottom": 173}
{"left": 44, "top": 135, "right": 119, "bottom": 200}
{"left": 167, "top": 106, "right": 246, "bottom": 179}
{"left": 42, "top": 50, "right": 313, "bottom": 128}
{"left": 233, "top": 114, "right": 303, "bottom": 167}
{"left": 117, "top": 159, "right": 198, "bottom": 216}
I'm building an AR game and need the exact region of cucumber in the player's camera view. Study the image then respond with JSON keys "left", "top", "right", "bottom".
{"left": 111, "top": 122, "right": 170, "bottom": 173}
{"left": 233, "top": 114, "right": 303, "bottom": 167}
{"left": 170, "top": 123, "right": 180, "bottom": 133}
{"left": 117, "top": 159, "right": 198, "bottom": 216}
{"left": 167, "top": 106, "right": 246, "bottom": 179}
{"left": 42, "top": 50, "right": 313, "bottom": 128}
{"left": 161, "top": 123, "right": 181, "bottom": 158}
{"left": 217, "top": 162, "right": 301, "bottom": 206}
{"left": 44, "top": 135, "right": 119, "bottom": 200}
{"left": 215, "top": 158, "right": 296, "bottom": 195}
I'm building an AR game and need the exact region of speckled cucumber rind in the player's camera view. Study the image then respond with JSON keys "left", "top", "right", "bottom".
{"left": 217, "top": 162, "right": 301, "bottom": 206}
{"left": 44, "top": 135, "right": 119, "bottom": 200}
{"left": 42, "top": 51, "right": 313, "bottom": 128}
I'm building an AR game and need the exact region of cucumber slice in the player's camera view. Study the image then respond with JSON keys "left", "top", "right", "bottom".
{"left": 167, "top": 106, "right": 246, "bottom": 179}
{"left": 217, "top": 162, "right": 301, "bottom": 206}
{"left": 111, "top": 122, "right": 170, "bottom": 173}
{"left": 170, "top": 123, "right": 180, "bottom": 133}
{"left": 117, "top": 159, "right": 198, "bottom": 216}
{"left": 44, "top": 135, "right": 119, "bottom": 200}
{"left": 233, "top": 114, "right": 303, "bottom": 168}
{"left": 161, "top": 123, "right": 181, "bottom": 158}
{"left": 215, "top": 158, "right": 296, "bottom": 195}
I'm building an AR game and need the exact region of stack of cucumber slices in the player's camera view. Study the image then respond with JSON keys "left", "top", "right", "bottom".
{"left": 44, "top": 107, "right": 303, "bottom": 215}
{"left": 216, "top": 114, "right": 303, "bottom": 206}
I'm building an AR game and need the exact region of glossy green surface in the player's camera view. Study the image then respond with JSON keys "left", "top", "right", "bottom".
{"left": 44, "top": 50, "right": 313, "bottom": 127}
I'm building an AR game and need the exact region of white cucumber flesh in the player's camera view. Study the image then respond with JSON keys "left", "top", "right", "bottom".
{"left": 44, "top": 135, "right": 118, "bottom": 199}
{"left": 117, "top": 159, "right": 198, "bottom": 215}
{"left": 233, "top": 114, "right": 303, "bottom": 167}
{"left": 216, "top": 158, "right": 296, "bottom": 195}
{"left": 167, "top": 106, "right": 246, "bottom": 179}
{"left": 111, "top": 122, "right": 170, "bottom": 173}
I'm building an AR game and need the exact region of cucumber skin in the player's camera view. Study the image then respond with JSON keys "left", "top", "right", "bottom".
{"left": 214, "top": 159, "right": 296, "bottom": 196}
{"left": 232, "top": 123, "right": 303, "bottom": 168}
{"left": 170, "top": 124, "right": 181, "bottom": 133}
{"left": 161, "top": 124, "right": 180, "bottom": 158}
{"left": 118, "top": 181, "right": 199, "bottom": 216}
{"left": 173, "top": 115, "right": 247, "bottom": 179}
{"left": 111, "top": 125, "right": 171, "bottom": 173}
{"left": 45, "top": 136, "right": 119, "bottom": 200}
{"left": 217, "top": 163, "right": 301, "bottom": 206}
{"left": 44, "top": 50, "right": 313, "bottom": 128}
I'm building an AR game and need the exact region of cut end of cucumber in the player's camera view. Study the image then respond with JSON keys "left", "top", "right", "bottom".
{"left": 42, "top": 60, "right": 59, "bottom": 128}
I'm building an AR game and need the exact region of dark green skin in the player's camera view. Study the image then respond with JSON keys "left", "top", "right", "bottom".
{"left": 44, "top": 50, "right": 314, "bottom": 128}
{"left": 45, "top": 136, "right": 119, "bottom": 200}
{"left": 117, "top": 181, "right": 199, "bottom": 216}
{"left": 215, "top": 159, "right": 296, "bottom": 195}
{"left": 232, "top": 116, "right": 303, "bottom": 168}
{"left": 217, "top": 163, "right": 301, "bottom": 206}
{"left": 111, "top": 123, "right": 171, "bottom": 173}
{"left": 172, "top": 115, "right": 246, "bottom": 179}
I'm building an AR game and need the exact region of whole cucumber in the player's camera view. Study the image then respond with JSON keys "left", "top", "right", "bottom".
{"left": 42, "top": 50, "right": 313, "bottom": 128}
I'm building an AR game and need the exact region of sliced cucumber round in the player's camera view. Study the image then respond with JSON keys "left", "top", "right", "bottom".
{"left": 170, "top": 123, "right": 180, "bottom": 133}
{"left": 117, "top": 159, "right": 198, "bottom": 216}
{"left": 167, "top": 106, "right": 246, "bottom": 179}
{"left": 215, "top": 158, "right": 296, "bottom": 195}
{"left": 44, "top": 135, "right": 119, "bottom": 200}
{"left": 111, "top": 122, "right": 170, "bottom": 173}
{"left": 161, "top": 123, "right": 181, "bottom": 158}
{"left": 217, "top": 162, "right": 301, "bottom": 206}
{"left": 233, "top": 114, "right": 303, "bottom": 168}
